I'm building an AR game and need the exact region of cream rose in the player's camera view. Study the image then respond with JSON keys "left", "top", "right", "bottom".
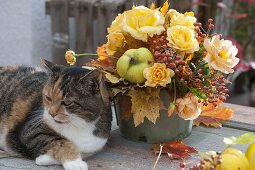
{"left": 167, "top": 26, "right": 199, "bottom": 53}
{"left": 176, "top": 93, "right": 202, "bottom": 120}
{"left": 203, "top": 35, "right": 239, "bottom": 74}
{"left": 121, "top": 6, "right": 165, "bottom": 42}
{"left": 143, "top": 63, "right": 175, "bottom": 87}
{"left": 106, "top": 32, "right": 124, "bottom": 55}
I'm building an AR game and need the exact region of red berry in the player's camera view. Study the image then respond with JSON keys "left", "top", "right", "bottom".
{"left": 208, "top": 18, "right": 213, "bottom": 23}
{"left": 169, "top": 63, "right": 177, "bottom": 70}
{"left": 180, "top": 162, "right": 186, "bottom": 168}
{"left": 154, "top": 51, "right": 160, "bottom": 58}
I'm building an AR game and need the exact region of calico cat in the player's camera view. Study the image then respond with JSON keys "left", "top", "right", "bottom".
{"left": 0, "top": 59, "right": 112, "bottom": 170}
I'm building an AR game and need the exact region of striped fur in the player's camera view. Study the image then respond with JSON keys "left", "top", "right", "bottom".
{"left": 0, "top": 60, "right": 112, "bottom": 170}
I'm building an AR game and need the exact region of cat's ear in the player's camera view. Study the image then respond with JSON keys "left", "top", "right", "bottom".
{"left": 40, "top": 58, "right": 63, "bottom": 74}
{"left": 80, "top": 69, "right": 110, "bottom": 106}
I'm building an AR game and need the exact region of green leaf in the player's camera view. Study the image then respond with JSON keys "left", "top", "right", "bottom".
{"left": 223, "top": 132, "right": 255, "bottom": 146}
{"left": 180, "top": 81, "right": 188, "bottom": 95}
{"left": 189, "top": 88, "right": 207, "bottom": 99}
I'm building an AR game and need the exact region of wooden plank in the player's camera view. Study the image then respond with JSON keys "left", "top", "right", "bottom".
{"left": 222, "top": 103, "right": 255, "bottom": 131}
{"left": 97, "top": 0, "right": 126, "bottom": 45}
{"left": 222, "top": 103, "right": 255, "bottom": 125}
{"left": 49, "top": 0, "right": 69, "bottom": 65}
{"left": 74, "top": 0, "right": 98, "bottom": 65}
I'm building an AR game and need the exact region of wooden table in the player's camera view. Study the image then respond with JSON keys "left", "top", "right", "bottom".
{"left": 0, "top": 103, "right": 254, "bottom": 170}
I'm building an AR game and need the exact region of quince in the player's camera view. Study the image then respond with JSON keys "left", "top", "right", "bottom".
{"left": 116, "top": 47, "right": 154, "bottom": 83}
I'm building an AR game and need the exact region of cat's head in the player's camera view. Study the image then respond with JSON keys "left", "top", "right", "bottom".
{"left": 41, "top": 59, "right": 110, "bottom": 124}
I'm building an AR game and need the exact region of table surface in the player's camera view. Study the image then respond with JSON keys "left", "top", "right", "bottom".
{"left": 0, "top": 103, "right": 254, "bottom": 170}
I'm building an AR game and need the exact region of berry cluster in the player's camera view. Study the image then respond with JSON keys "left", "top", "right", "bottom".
{"left": 179, "top": 154, "right": 222, "bottom": 170}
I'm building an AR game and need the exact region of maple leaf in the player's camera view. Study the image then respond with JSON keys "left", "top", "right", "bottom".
{"left": 128, "top": 88, "right": 161, "bottom": 127}
{"left": 152, "top": 141, "right": 197, "bottom": 159}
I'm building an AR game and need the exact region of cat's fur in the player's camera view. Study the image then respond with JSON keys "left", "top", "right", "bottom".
{"left": 0, "top": 59, "right": 112, "bottom": 170}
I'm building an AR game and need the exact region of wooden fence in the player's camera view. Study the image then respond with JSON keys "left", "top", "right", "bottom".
{"left": 45, "top": 0, "right": 165, "bottom": 65}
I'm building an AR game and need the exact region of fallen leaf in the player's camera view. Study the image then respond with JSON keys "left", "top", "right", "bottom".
{"left": 201, "top": 107, "right": 233, "bottom": 120}
{"left": 152, "top": 141, "right": 197, "bottom": 159}
{"left": 193, "top": 116, "right": 223, "bottom": 128}
{"left": 194, "top": 102, "right": 234, "bottom": 128}
{"left": 128, "top": 88, "right": 161, "bottom": 127}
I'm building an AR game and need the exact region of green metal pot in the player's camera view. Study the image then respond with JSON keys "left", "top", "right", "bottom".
{"left": 114, "top": 90, "right": 193, "bottom": 144}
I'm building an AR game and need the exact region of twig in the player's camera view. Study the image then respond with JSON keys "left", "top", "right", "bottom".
{"left": 152, "top": 144, "right": 163, "bottom": 170}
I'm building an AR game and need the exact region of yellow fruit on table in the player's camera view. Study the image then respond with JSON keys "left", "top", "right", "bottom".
{"left": 216, "top": 148, "right": 250, "bottom": 170}
{"left": 246, "top": 142, "right": 255, "bottom": 170}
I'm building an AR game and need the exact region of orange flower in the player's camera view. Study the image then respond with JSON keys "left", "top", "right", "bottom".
{"left": 143, "top": 63, "right": 174, "bottom": 87}
{"left": 176, "top": 93, "right": 202, "bottom": 120}
{"left": 65, "top": 50, "right": 76, "bottom": 65}
{"left": 97, "top": 44, "right": 108, "bottom": 62}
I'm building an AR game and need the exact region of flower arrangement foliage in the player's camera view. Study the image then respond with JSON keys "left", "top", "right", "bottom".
{"left": 65, "top": 2, "right": 239, "bottom": 127}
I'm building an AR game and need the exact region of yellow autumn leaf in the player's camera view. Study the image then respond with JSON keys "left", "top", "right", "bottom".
{"left": 160, "top": 1, "right": 169, "bottom": 16}
{"left": 105, "top": 72, "right": 122, "bottom": 84}
{"left": 128, "top": 88, "right": 161, "bottom": 127}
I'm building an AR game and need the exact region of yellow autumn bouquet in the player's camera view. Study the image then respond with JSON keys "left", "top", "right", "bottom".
{"left": 65, "top": 2, "right": 239, "bottom": 127}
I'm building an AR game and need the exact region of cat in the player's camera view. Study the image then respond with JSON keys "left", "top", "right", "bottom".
{"left": 0, "top": 59, "right": 112, "bottom": 170}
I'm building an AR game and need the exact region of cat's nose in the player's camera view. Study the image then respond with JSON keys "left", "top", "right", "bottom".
{"left": 48, "top": 110, "right": 58, "bottom": 117}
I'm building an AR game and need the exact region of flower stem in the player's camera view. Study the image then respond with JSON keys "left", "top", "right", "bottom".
{"left": 173, "top": 79, "right": 176, "bottom": 103}
{"left": 152, "top": 144, "right": 163, "bottom": 170}
{"left": 75, "top": 54, "right": 100, "bottom": 57}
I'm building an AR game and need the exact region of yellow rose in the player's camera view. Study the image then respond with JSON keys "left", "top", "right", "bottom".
{"left": 121, "top": 6, "right": 165, "bottom": 42}
{"left": 106, "top": 32, "right": 124, "bottom": 55}
{"left": 167, "top": 9, "right": 181, "bottom": 19}
{"left": 167, "top": 26, "right": 199, "bottom": 53}
{"left": 176, "top": 93, "right": 202, "bottom": 120}
{"left": 204, "top": 35, "right": 239, "bottom": 74}
{"left": 170, "top": 12, "right": 196, "bottom": 29}
{"left": 143, "top": 63, "right": 175, "bottom": 87}
{"left": 65, "top": 50, "right": 76, "bottom": 65}
{"left": 107, "top": 13, "right": 125, "bottom": 34}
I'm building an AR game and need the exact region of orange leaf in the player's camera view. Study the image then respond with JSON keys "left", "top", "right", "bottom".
{"left": 152, "top": 141, "right": 197, "bottom": 159}
{"left": 201, "top": 107, "right": 233, "bottom": 120}
{"left": 194, "top": 107, "right": 234, "bottom": 128}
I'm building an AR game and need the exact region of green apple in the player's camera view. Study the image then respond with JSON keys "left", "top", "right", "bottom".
{"left": 116, "top": 47, "right": 154, "bottom": 83}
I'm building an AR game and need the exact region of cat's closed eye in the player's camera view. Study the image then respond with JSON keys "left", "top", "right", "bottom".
{"left": 62, "top": 100, "right": 73, "bottom": 107}
{"left": 44, "top": 95, "right": 52, "bottom": 102}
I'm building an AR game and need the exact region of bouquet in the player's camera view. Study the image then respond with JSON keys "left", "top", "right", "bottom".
{"left": 65, "top": 2, "right": 239, "bottom": 127}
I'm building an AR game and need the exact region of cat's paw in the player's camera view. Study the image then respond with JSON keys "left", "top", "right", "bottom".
{"left": 63, "top": 158, "right": 88, "bottom": 170}
{"left": 35, "top": 154, "right": 60, "bottom": 165}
